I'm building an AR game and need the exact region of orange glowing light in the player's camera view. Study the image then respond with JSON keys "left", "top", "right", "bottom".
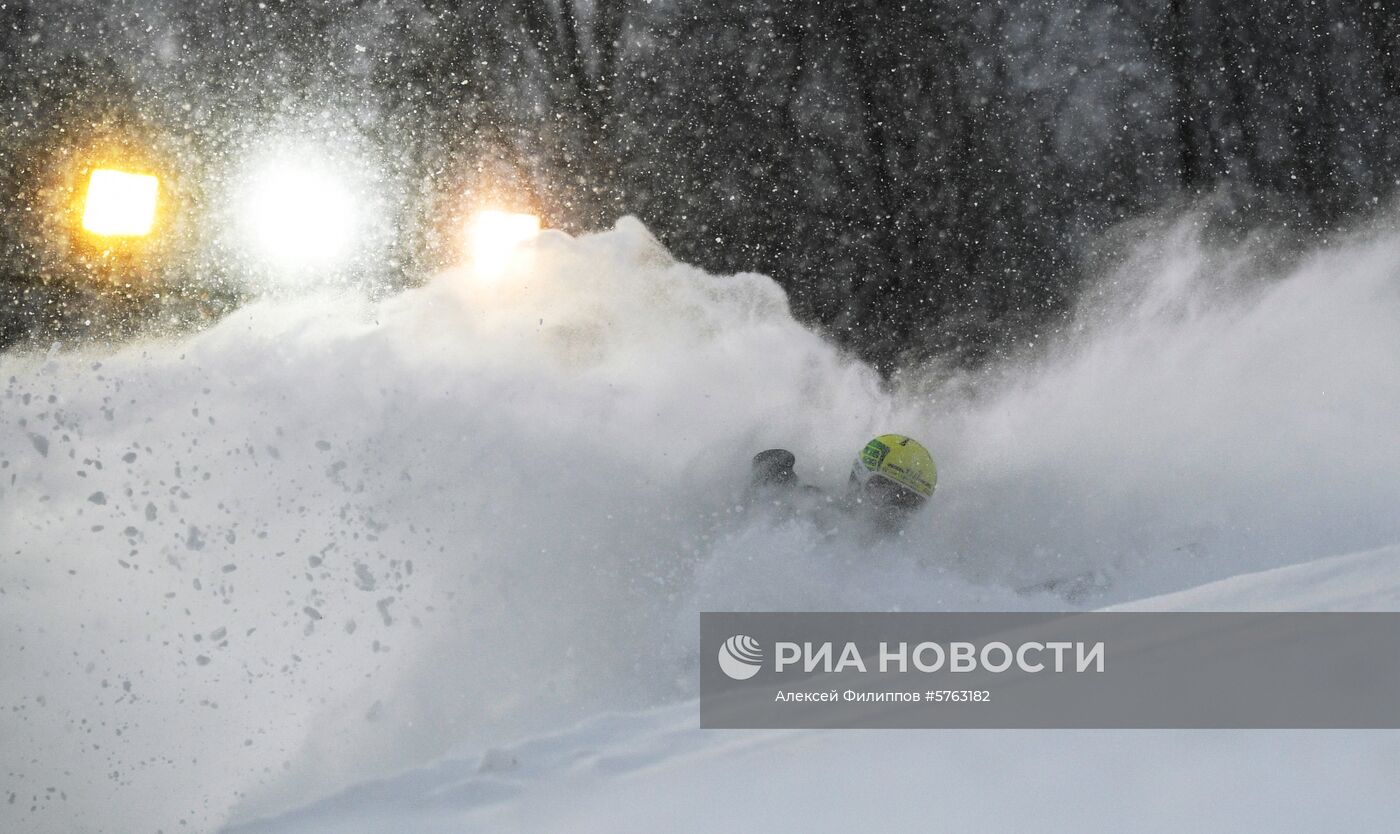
{"left": 81, "top": 168, "right": 159, "bottom": 237}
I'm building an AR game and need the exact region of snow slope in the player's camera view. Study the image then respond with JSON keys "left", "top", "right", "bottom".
{"left": 3, "top": 215, "right": 1399, "bottom": 832}
{"left": 231, "top": 708, "right": 1400, "bottom": 834}
{"left": 232, "top": 546, "right": 1400, "bottom": 834}
{"left": 1113, "top": 544, "right": 1400, "bottom": 612}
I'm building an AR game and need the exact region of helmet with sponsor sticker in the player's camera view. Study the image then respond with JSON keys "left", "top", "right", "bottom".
{"left": 848, "top": 434, "right": 936, "bottom": 512}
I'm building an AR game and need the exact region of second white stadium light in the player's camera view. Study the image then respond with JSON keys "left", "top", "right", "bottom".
{"left": 466, "top": 210, "right": 541, "bottom": 280}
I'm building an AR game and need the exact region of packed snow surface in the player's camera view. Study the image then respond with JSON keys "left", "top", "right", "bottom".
{"left": 2, "top": 217, "right": 1398, "bottom": 831}
{"left": 235, "top": 545, "right": 1400, "bottom": 834}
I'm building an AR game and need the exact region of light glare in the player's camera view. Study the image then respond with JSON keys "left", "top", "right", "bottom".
{"left": 81, "top": 169, "right": 159, "bottom": 237}
{"left": 245, "top": 164, "right": 357, "bottom": 268}
{"left": 467, "top": 210, "right": 541, "bottom": 279}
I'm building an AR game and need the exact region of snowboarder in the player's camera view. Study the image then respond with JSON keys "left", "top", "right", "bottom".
{"left": 746, "top": 434, "right": 937, "bottom": 536}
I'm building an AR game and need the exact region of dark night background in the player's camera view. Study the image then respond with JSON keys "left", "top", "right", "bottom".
{"left": 2, "top": 0, "right": 1398, "bottom": 368}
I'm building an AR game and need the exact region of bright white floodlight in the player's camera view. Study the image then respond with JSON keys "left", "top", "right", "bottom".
{"left": 243, "top": 162, "right": 358, "bottom": 269}
{"left": 467, "top": 210, "right": 541, "bottom": 280}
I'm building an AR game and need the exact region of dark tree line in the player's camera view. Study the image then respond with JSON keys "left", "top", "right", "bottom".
{"left": 3, "top": 0, "right": 1399, "bottom": 366}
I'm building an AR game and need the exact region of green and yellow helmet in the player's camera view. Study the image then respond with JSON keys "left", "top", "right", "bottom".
{"left": 849, "top": 434, "right": 937, "bottom": 509}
